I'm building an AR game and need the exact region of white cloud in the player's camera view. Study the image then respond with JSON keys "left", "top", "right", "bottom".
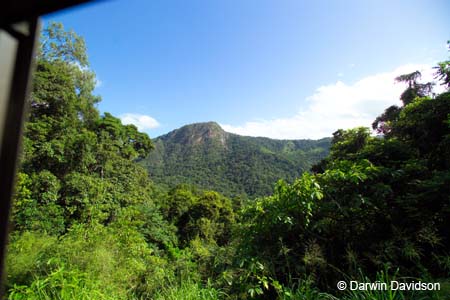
{"left": 119, "top": 113, "right": 160, "bottom": 131}
{"left": 221, "top": 63, "right": 438, "bottom": 139}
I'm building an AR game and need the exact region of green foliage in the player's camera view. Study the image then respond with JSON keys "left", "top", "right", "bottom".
{"left": 329, "top": 127, "right": 371, "bottom": 160}
{"left": 178, "top": 191, "right": 235, "bottom": 246}
{"left": 7, "top": 22, "right": 450, "bottom": 300}
{"left": 232, "top": 67, "right": 450, "bottom": 297}
{"left": 153, "top": 279, "right": 226, "bottom": 300}
{"left": 38, "top": 22, "right": 88, "bottom": 66}
{"left": 278, "top": 278, "right": 337, "bottom": 300}
{"left": 96, "top": 113, "right": 153, "bottom": 160}
{"left": 6, "top": 225, "right": 175, "bottom": 298}
{"left": 395, "top": 71, "right": 434, "bottom": 105}
{"left": 12, "top": 21, "right": 157, "bottom": 231}
{"left": 8, "top": 265, "right": 113, "bottom": 300}
{"left": 142, "top": 122, "right": 331, "bottom": 198}
{"left": 7, "top": 22, "right": 174, "bottom": 299}
{"left": 433, "top": 41, "right": 450, "bottom": 90}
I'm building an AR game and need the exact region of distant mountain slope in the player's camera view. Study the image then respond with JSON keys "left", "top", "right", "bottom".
{"left": 141, "top": 122, "right": 331, "bottom": 198}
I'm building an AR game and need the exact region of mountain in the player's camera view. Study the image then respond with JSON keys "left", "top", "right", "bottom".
{"left": 141, "top": 122, "right": 331, "bottom": 198}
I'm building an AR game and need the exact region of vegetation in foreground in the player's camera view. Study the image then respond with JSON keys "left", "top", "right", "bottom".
{"left": 5, "top": 23, "right": 450, "bottom": 299}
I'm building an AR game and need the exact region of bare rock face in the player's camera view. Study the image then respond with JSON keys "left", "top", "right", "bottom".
{"left": 163, "top": 121, "right": 229, "bottom": 147}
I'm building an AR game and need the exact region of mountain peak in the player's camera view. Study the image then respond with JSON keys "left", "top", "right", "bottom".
{"left": 162, "top": 121, "right": 228, "bottom": 146}
{"left": 145, "top": 123, "right": 331, "bottom": 198}
{"left": 193, "top": 121, "right": 223, "bottom": 132}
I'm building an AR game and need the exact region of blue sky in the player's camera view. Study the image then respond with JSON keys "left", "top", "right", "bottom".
{"left": 44, "top": 0, "right": 449, "bottom": 139}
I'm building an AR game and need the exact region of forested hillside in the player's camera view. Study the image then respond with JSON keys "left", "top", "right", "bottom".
{"left": 142, "top": 122, "right": 330, "bottom": 198}
{"left": 4, "top": 23, "right": 450, "bottom": 300}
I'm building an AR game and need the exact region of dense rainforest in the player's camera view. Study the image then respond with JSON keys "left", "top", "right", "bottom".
{"left": 142, "top": 121, "right": 330, "bottom": 198}
{"left": 4, "top": 23, "right": 450, "bottom": 300}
